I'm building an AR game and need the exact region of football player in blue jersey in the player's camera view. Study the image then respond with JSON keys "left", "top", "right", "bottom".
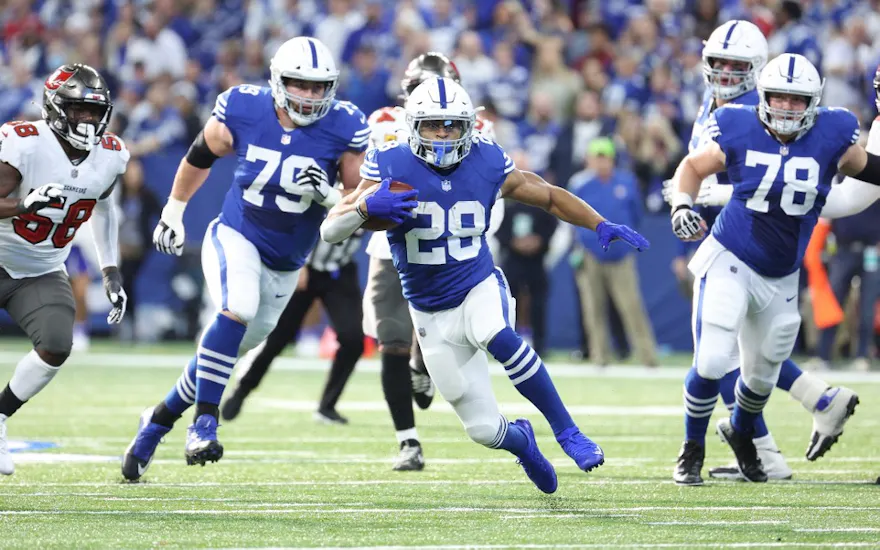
{"left": 121, "top": 37, "right": 370, "bottom": 481}
{"left": 321, "top": 77, "right": 649, "bottom": 493}
{"left": 669, "top": 22, "right": 859, "bottom": 485}
{"left": 669, "top": 53, "right": 880, "bottom": 482}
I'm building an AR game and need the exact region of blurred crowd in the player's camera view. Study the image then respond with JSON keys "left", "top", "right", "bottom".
{"left": 3, "top": 0, "right": 880, "bottom": 366}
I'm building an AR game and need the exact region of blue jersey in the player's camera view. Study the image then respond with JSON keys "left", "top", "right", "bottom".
{"left": 689, "top": 88, "right": 759, "bottom": 185}
{"left": 708, "top": 105, "right": 860, "bottom": 277}
{"left": 212, "top": 85, "right": 369, "bottom": 271}
{"left": 361, "top": 138, "right": 514, "bottom": 311}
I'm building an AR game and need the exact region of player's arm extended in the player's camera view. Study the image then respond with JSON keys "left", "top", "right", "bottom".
{"left": 167, "top": 117, "right": 234, "bottom": 204}
{"left": 338, "top": 151, "right": 367, "bottom": 191}
{"left": 668, "top": 141, "right": 727, "bottom": 209}
{"left": 500, "top": 169, "right": 605, "bottom": 230}
{"left": 824, "top": 144, "right": 880, "bottom": 218}
{"left": 0, "top": 160, "right": 24, "bottom": 218}
{"left": 320, "top": 178, "right": 378, "bottom": 243}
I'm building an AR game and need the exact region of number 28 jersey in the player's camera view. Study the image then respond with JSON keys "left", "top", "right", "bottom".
{"left": 0, "top": 120, "right": 128, "bottom": 279}
{"left": 709, "top": 105, "right": 860, "bottom": 277}
{"left": 213, "top": 85, "right": 369, "bottom": 271}
{"left": 361, "top": 138, "right": 514, "bottom": 312}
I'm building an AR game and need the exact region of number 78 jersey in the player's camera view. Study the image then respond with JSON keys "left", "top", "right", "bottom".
{"left": 709, "top": 105, "right": 860, "bottom": 277}
{"left": 0, "top": 120, "right": 128, "bottom": 279}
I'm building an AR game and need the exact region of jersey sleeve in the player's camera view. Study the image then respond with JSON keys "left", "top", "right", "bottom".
{"left": 704, "top": 106, "right": 748, "bottom": 157}
{"left": 830, "top": 107, "right": 861, "bottom": 152}
{"left": 115, "top": 135, "right": 131, "bottom": 176}
{"left": 0, "top": 123, "right": 34, "bottom": 173}
{"left": 359, "top": 142, "right": 408, "bottom": 182}
{"left": 211, "top": 86, "right": 263, "bottom": 147}
{"left": 333, "top": 100, "right": 371, "bottom": 152}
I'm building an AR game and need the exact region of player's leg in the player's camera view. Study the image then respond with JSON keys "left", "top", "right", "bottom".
{"left": 718, "top": 271, "right": 801, "bottom": 483}
{"left": 316, "top": 263, "right": 365, "bottom": 423}
{"left": 366, "top": 257, "right": 422, "bottom": 470}
{"left": 0, "top": 270, "right": 75, "bottom": 475}
{"left": 66, "top": 246, "right": 91, "bottom": 352}
{"left": 411, "top": 306, "right": 557, "bottom": 493}
{"left": 711, "top": 358, "right": 791, "bottom": 481}
{"left": 471, "top": 268, "right": 603, "bottom": 472}
{"left": 221, "top": 271, "right": 314, "bottom": 422}
{"left": 409, "top": 335, "right": 434, "bottom": 410}
{"left": 676, "top": 252, "right": 747, "bottom": 486}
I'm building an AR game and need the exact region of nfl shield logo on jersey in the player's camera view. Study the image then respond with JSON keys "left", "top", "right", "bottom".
{"left": 441, "top": 180, "right": 451, "bottom": 192}
{"left": 281, "top": 134, "right": 291, "bottom": 145}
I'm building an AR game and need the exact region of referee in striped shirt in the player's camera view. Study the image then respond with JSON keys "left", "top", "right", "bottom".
{"left": 221, "top": 230, "right": 366, "bottom": 424}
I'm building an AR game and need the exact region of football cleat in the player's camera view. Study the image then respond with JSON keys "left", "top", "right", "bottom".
{"left": 673, "top": 440, "right": 704, "bottom": 486}
{"left": 219, "top": 384, "right": 251, "bottom": 422}
{"left": 392, "top": 439, "right": 425, "bottom": 471}
{"left": 716, "top": 418, "right": 766, "bottom": 482}
{"left": 0, "top": 416, "right": 14, "bottom": 475}
{"left": 556, "top": 426, "right": 604, "bottom": 472}
{"left": 122, "top": 407, "right": 170, "bottom": 481}
{"left": 313, "top": 408, "right": 348, "bottom": 425}
{"left": 410, "top": 367, "right": 435, "bottom": 410}
{"left": 709, "top": 440, "right": 792, "bottom": 480}
{"left": 185, "top": 414, "right": 224, "bottom": 466}
{"left": 513, "top": 419, "right": 558, "bottom": 494}
{"left": 806, "top": 386, "right": 859, "bottom": 461}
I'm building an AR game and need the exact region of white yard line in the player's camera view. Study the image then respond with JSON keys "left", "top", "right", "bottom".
{"left": 3, "top": 351, "right": 880, "bottom": 383}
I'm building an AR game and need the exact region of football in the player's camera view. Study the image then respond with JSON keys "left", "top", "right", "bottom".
{"left": 360, "top": 180, "right": 415, "bottom": 231}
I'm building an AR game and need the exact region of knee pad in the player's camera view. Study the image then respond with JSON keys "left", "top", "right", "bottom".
{"left": 464, "top": 420, "right": 500, "bottom": 447}
{"left": 761, "top": 314, "right": 801, "bottom": 364}
{"left": 225, "top": 301, "right": 258, "bottom": 325}
{"left": 694, "top": 325, "right": 737, "bottom": 380}
{"left": 36, "top": 305, "right": 74, "bottom": 360}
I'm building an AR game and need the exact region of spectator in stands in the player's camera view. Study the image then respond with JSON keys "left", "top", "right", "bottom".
{"left": 340, "top": 44, "right": 392, "bottom": 118}
{"left": 426, "top": 0, "right": 465, "bottom": 54}
{"left": 312, "top": 0, "right": 363, "bottom": 61}
{"left": 495, "top": 152, "right": 557, "bottom": 356}
{"left": 768, "top": 0, "right": 822, "bottom": 70}
{"left": 125, "top": 81, "right": 187, "bottom": 157}
{"left": 517, "top": 91, "right": 562, "bottom": 178}
{"left": 453, "top": 30, "right": 496, "bottom": 106}
{"left": 570, "top": 138, "right": 657, "bottom": 367}
{"left": 482, "top": 40, "right": 530, "bottom": 122}
{"left": 118, "top": 158, "right": 161, "bottom": 341}
{"left": 548, "top": 90, "right": 614, "bottom": 191}
{"left": 123, "top": 10, "right": 188, "bottom": 80}
{"left": 528, "top": 35, "right": 580, "bottom": 121}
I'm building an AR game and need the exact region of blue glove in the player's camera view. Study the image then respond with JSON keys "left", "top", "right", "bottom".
{"left": 364, "top": 178, "right": 419, "bottom": 224}
{"left": 596, "top": 221, "right": 650, "bottom": 251}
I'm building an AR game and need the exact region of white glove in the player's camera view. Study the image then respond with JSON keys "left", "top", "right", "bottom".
{"left": 103, "top": 268, "right": 128, "bottom": 324}
{"left": 296, "top": 164, "right": 338, "bottom": 207}
{"left": 672, "top": 206, "right": 706, "bottom": 241}
{"left": 20, "top": 183, "right": 63, "bottom": 213}
{"left": 153, "top": 198, "right": 186, "bottom": 256}
{"left": 696, "top": 178, "right": 734, "bottom": 207}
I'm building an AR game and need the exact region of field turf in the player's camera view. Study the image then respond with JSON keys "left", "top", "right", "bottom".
{"left": 0, "top": 340, "right": 878, "bottom": 549}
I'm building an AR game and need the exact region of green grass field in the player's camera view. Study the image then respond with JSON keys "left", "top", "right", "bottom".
{"left": 0, "top": 340, "right": 878, "bottom": 549}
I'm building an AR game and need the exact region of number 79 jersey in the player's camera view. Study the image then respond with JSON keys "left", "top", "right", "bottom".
{"left": 214, "top": 85, "right": 369, "bottom": 271}
{"left": 709, "top": 105, "right": 860, "bottom": 277}
{"left": 361, "top": 137, "right": 514, "bottom": 312}
{"left": 0, "top": 120, "right": 128, "bottom": 279}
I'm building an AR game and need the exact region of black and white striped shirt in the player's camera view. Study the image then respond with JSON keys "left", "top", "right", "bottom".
{"left": 308, "top": 229, "right": 364, "bottom": 272}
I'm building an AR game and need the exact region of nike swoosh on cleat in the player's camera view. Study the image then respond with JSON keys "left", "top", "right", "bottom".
{"left": 137, "top": 463, "right": 146, "bottom": 476}
{"left": 815, "top": 388, "right": 840, "bottom": 412}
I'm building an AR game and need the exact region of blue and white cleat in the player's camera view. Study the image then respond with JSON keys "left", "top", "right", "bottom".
{"left": 122, "top": 407, "right": 171, "bottom": 481}
{"left": 513, "top": 418, "right": 558, "bottom": 494}
{"left": 556, "top": 426, "right": 605, "bottom": 472}
{"left": 185, "top": 414, "right": 224, "bottom": 466}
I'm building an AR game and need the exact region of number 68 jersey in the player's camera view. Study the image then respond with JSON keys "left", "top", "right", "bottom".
{"left": 708, "top": 105, "right": 859, "bottom": 278}
{"left": 0, "top": 120, "right": 129, "bottom": 279}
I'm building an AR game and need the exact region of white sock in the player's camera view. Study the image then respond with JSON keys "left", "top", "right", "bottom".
{"left": 395, "top": 428, "right": 419, "bottom": 444}
{"left": 788, "top": 371, "right": 828, "bottom": 412}
{"left": 9, "top": 351, "right": 61, "bottom": 402}
{"left": 753, "top": 432, "right": 779, "bottom": 451}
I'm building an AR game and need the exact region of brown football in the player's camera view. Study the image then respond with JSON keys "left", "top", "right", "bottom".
{"left": 360, "top": 181, "right": 416, "bottom": 231}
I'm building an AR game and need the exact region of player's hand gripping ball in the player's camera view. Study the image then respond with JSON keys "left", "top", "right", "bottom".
{"left": 359, "top": 178, "right": 419, "bottom": 231}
